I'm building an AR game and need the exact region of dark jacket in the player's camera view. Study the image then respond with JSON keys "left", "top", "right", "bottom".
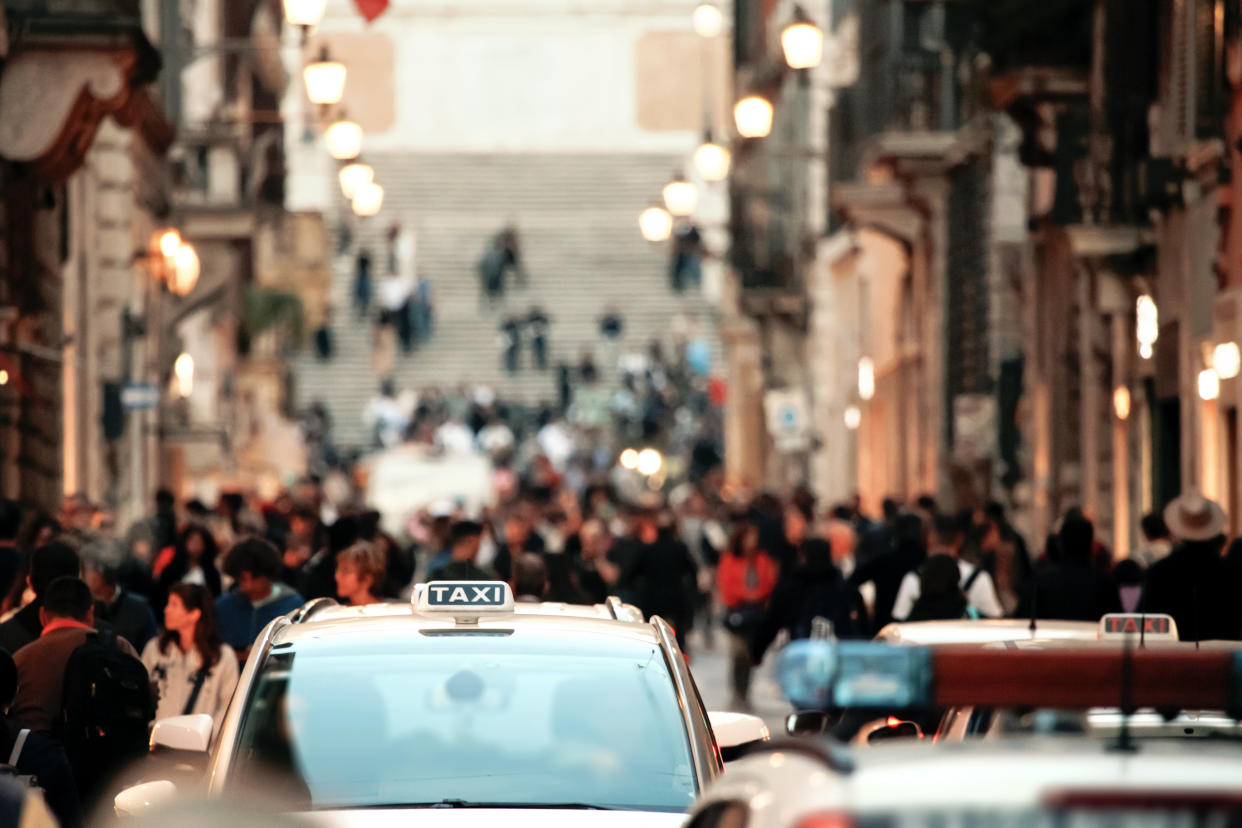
{"left": 1016, "top": 562, "right": 1122, "bottom": 622}
{"left": 0, "top": 718, "right": 80, "bottom": 827}
{"left": 851, "top": 542, "right": 925, "bottom": 631}
{"left": 1141, "top": 541, "right": 1242, "bottom": 641}
{"left": 0, "top": 603, "right": 42, "bottom": 656}
{"left": 752, "top": 558, "right": 868, "bottom": 663}
{"left": 93, "top": 590, "right": 159, "bottom": 652}
{"left": 623, "top": 532, "right": 698, "bottom": 627}
{"left": 215, "top": 585, "right": 304, "bottom": 652}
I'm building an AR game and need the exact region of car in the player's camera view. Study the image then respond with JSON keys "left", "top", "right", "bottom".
{"left": 686, "top": 638, "right": 1242, "bottom": 828}
{"left": 116, "top": 582, "right": 769, "bottom": 823}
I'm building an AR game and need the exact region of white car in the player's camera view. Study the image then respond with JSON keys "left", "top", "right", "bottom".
{"left": 688, "top": 636, "right": 1242, "bottom": 828}
{"left": 117, "top": 583, "right": 769, "bottom": 824}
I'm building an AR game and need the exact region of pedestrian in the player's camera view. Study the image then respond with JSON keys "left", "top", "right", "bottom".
{"left": 891, "top": 513, "right": 1003, "bottom": 621}
{"left": 353, "top": 249, "right": 373, "bottom": 320}
{"left": 527, "top": 307, "right": 551, "bottom": 371}
{"left": 81, "top": 535, "right": 158, "bottom": 651}
{"left": 478, "top": 240, "right": 506, "bottom": 305}
{"left": 438, "top": 521, "right": 494, "bottom": 581}
{"left": 313, "top": 307, "right": 334, "bottom": 362}
{"left": 500, "top": 316, "right": 522, "bottom": 374}
{"left": 751, "top": 538, "right": 868, "bottom": 664}
{"left": 362, "top": 380, "right": 410, "bottom": 449}
{"left": 512, "top": 553, "right": 549, "bottom": 602}
{"left": 1133, "top": 511, "right": 1174, "bottom": 569}
{"left": 215, "top": 539, "right": 304, "bottom": 656}
{"left": 718, "top": 521, "right": 777, "bottom": 710}
{"left": 0, "top": 648, "right": 79, "bottom": 827}
{"left": 557, "top": 518, "right": 618, "bottom": 605}
{"left": 1015, "top": 512, "right": 1121, "bottom": 622}
{"left": 0, "top": 542, "right": 80, "bottom": 655}
{"left": 11, "top": 577, "right": 151, "bottom": 803}
{"left": 334, "top": 541, "right": 387, "bottom": 606}
{"left": 500, "top": 224, "right": 528, "bottom": 286}
{"left": 142, "top": 583, "right": 239, "bottom": 735}
{"left": 154, "top": 525, "right": 223, "bottom": 615}
{"left": 1141, "top": 490, "right": 1239, "bottom": 641}
{"left": 670, "top": 222, "right": 703, "bottom": 292}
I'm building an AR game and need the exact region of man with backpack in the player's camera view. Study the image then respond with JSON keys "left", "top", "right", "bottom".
{"left": 890, "top": 513, "right": 1004, "bottom": 621}
{"left": 10, "top": 576, "right": 153, "bottom": 805}
{"left": 0, "top": 649, "right": 78, "bottom": 827}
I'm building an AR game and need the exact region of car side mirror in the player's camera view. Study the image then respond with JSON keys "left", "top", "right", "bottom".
{"left": 150, "top": 714, "right": 213, "bottom": 753}
{"left": 786, "top": 710, "right": 832, "bottom": 737}
{"left": 114, "top": 779, "right": 178, "bottom": 817}
{"left": 865, "top": 719, "right": 923, "bottom": 744}
{"left": 709, "top": 711, "right": 770, "bottom": 761}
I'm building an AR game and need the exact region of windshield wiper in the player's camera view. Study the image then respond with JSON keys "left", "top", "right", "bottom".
{"left": 369, "top": 800, "right": 614, "bottom": 810}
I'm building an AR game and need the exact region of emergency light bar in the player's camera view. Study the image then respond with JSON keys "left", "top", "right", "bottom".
{"left": 779, "top": 639, "right": 1242, "bottom": 713}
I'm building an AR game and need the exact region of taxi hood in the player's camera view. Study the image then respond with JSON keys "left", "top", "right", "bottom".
{"left": 299, "top": 807, "right": 687, "bottom": 828}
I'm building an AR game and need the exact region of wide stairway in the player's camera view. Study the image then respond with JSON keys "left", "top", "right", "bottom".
{"left": 292, "top": 152, "right": 719, "bottom": 449}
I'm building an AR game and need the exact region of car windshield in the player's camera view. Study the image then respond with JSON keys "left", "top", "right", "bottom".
{"left": 228, "top": 631, "right": 697, "bottom": 811}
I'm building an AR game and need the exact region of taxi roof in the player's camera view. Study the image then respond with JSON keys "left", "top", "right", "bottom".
{"left": 269, "top": 599, "right": 658, "bottom": 649}
{"left": 875, "top": 619, "right": 1099, "bottom": 645}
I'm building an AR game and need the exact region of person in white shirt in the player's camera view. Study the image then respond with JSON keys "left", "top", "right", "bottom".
{"left": 891, "top": 513, "right": 1003, "bottom": 620}
{"left": 142, "top": 583, "right": 240, "bottom": 736}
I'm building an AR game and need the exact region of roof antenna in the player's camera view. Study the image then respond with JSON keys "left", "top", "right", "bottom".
{"left": 1028, "top": 584, "right": 1037, "bottom": 633}
{"left": 1139, "top": 612, "right": 1146, "bottom": 649}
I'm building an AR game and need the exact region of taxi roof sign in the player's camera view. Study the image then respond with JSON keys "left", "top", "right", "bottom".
{"left": 415, "top": 581, "right": 514, "bottom": 618}
{"left": 1098, "top": 613, "right": 1178, "bottom": 642}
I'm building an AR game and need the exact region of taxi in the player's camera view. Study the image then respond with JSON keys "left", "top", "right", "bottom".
{"left": 115, "top": 582, "right": 769, "bottom": 823}
{"left": 687, "top": 637, "right": 1242, "bottom": 828}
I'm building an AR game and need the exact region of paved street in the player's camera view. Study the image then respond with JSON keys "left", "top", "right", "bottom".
{"left": 687, "top": 627, "right": 791, "bottom": 736}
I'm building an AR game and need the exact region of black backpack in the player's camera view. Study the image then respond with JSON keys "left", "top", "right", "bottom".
{"left": 57, "top": 630, "right": 155, "bottom": 776}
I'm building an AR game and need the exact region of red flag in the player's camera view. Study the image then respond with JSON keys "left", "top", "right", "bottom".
{"left": 353, "top": 0, "right": 388, "bottom": 22}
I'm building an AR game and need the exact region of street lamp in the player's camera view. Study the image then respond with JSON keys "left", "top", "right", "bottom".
{"left": 694, "top": 131, "right": 731, "bottom": 181}
{"left": 1113, "top": 386, "right": 1131, "bottom": 420}
{"left": 636, "top": 448, "right": 663, "bottom": 476}
{"left": 638, "top": 204, "right": 674, "bottom": 242}
{"left": 858, "top": 356, "right": 875, "bottom": 401}
{"left": 339, "top": 161, "right": 374, "bottom": 200}
{"left": 1199, "top": 368, "right": 1221, "bottom": 401}
{"left": 173, "top": 352, "right": 194, "bottom": 398}
{"left": 352, "top": 181, "right": 384, "bottom": 217}
{"left": 692, "top": 2, "right": 724, "bottom": 37}
{"left": 734, "top": 95, "right": 774, "bottom": 138}
{"left": 325, "top": 116, "right": 362, "bottom": 160}
{"left": 1213, "top": 342, "right": 1241, "bottom": 380}
{"left": 304, "top": 46, "right": 346, "bottom": 106}
{"left": 781, "top": 5, "right": 824, "bottom": 70}
{"left": 843, "top": 405, "right": 861, "bottom": 430}
{"left": 283, "top": 0, "right": 325, "bottom": 27}
{"left": 1137, "top": 294, "right": 1158, "bottom": 359}
{"left": 169, "top": 243, "right": 200, "bottom": 297}
{"left": 157, "top": 229, "right": 181, "bottom": 258}
{"left": 662, "top": 171, "right": 698, "bottom": 217}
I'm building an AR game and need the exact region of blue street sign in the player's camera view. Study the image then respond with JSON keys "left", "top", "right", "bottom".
{"left": 121, "top": 383, "right": 159, "bottom": 411}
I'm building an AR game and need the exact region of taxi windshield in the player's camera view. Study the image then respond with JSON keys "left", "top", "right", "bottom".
{"left": 228, "top": 632, "right": 697, "bottom": 812}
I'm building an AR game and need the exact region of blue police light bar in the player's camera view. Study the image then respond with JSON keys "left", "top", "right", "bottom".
{"left": 780, "top": 640, "right": 1242, "bottom": 713}
{"left": 416, "top": 581, "right": 515, "bottom": 615}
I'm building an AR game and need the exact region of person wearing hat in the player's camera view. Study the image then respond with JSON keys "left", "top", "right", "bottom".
{"left": 1141, "top": 489, "right": 1241, "bottom": 641}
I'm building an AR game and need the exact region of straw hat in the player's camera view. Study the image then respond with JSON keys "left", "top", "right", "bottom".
{"left": 1163, "top": 488, "right": 1227, "bottom": 542}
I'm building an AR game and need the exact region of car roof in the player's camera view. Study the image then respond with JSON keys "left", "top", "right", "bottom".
{"left": 269, "top": 600, "right": 659, "bottom": 648}
{"left": 875, "top": 619, "right": 1099, "bottom": 645}
{"left": 700, "top": 738, "right": 1242, "bottom": 820}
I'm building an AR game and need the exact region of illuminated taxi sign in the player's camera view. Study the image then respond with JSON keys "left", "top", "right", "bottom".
{"left": 416, "top": 581, "right": 514, "bottom": 617}
{"left": 1098, "top": 614, "right": 1178, "bottom": 642}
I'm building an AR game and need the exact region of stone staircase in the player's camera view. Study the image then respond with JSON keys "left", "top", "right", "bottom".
{"left": 292, "top": 152, "right": 720, "bottom": 449}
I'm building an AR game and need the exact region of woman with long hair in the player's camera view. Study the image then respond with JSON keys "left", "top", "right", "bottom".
{"left": 141, "top": 583, "right": 239, "bottom": 732}
{"left": 154, "top": 526, "right": 223, "bottom": 613}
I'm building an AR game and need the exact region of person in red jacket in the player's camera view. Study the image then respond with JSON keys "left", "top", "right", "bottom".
{"left": 717, "top": 521, "right": 777, "bottom": 711}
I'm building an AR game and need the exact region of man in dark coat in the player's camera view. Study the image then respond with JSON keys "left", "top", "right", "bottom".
{"left": 1015, "top": 513, "right": 1120, "bottom": 622}
{"left": 1141, "top": 490, "right": 1241, "bottom": 641}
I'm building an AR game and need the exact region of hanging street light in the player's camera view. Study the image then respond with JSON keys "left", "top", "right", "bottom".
{"left": 339, "top": 161, "right": 374, "bottom": 200}
{"left": 352, "top": 181, "right": 384, "bottom": 216}
{"left": 169, "top": 243, "right": 200, "bottom": 297}
{"left": 325, "top": 116, "right": 362, "bottom": 160}
{"left": 694, "top": 131, "right": 731, "bottom": 181}
{"left": 1213, "top": 342, "right": 1241, "bottom": 380}
{"left": 662, "top": 171, "right": 698, "bottom": 217}
{"left": 858, "top": 356, "right": 875, "bottom": 401}
{"left": 693, "top": 2, "right": 724, "bottom": 37}
{"left": 639, "top": 204, "right": 674, "bottom": 242}
{"left": 304, "top": 46, "right": 346, "bottom": 106}
{"left": 173, "top": 352, "right": 195, "bottom": 399}
{"left": 734, "top": 95, "right": 774, "bottom": 138}
{"left": 1113, "top": 386, "right": 1131, "bottom": 420}
{"left": 1199, "top": 368, "right": 1221, "bottom": 402}
{"left": 781, "top": 5, "right": 824, "bottom": 70}
{"left": 1136, "top": 294, "right": 1158, "bottom": 358}
{"left": 156, "top": 229, "right": 181, "bottom": 259}
{"left": 843, "top": 405, "right": 861, "bottom": 430}
{"left": 283, "top": 0, "right": 325, "bottom": 28}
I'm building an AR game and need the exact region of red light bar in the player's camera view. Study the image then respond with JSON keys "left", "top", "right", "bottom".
{"left": 931, "top": 646, "right": 1237, "bottom": 710}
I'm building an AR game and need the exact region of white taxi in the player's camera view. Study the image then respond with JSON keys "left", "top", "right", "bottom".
{"left": 687, "top": 637, "right": 1242, "bottom": 828}
{"left": 116, "top": 583, "right": 768, "bottom": 824}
